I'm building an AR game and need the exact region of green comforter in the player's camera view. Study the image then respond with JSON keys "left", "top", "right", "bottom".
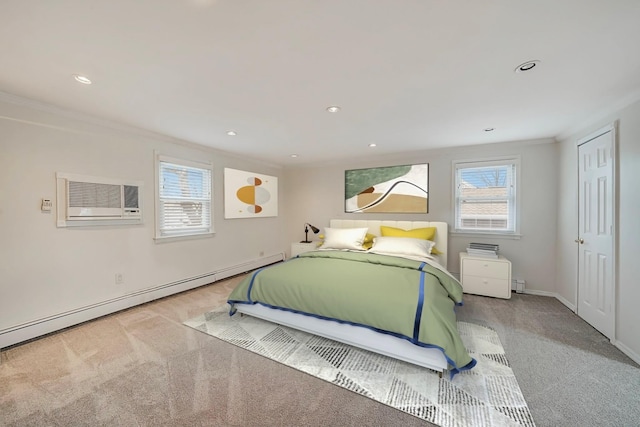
{"left": 228, "top": 250, "right": 475, "bottom": 373}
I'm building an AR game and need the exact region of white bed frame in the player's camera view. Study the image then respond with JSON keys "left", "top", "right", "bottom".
{"left": 235, "top": 220, "right": 450, "bottom": 373}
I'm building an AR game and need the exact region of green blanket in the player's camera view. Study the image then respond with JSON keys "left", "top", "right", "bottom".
{"left": 228, "top": 250, "right": 475, "bottom": 373}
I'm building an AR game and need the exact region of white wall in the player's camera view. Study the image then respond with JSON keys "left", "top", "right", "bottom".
{"left": 556, "top": 99, "right": 640, "bottom": 363}
{"left": 0, "top": 95, "right": 286, "bottom": 347}
{"left": 10, "top": 86, "right": 636, "bottom": 363}
{"left": 284, "top": 139, "right": 558, "bottom": 293}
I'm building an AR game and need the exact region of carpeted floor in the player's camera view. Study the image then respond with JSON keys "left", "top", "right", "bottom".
{"left": 1, "top": 274, "right": 639, "bottom": 426}
{"left": 184, "top": 305, "right": 536, "bottom": 426}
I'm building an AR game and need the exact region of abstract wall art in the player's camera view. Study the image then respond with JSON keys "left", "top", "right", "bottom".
{"left": 345, "top": 163, "right": 429, "bottom": 213}
{"left": 224, "top": 168, "right": 278, "bottom": 218}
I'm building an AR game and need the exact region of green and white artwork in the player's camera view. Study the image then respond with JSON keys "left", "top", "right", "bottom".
{"left": 345, "top": 164, "right": 429, "bottom": 213}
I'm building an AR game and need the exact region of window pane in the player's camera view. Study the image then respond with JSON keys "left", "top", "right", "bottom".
{"left": 460, "top": 167, "right": 507, "bottom": 188}
{"left": 454, "top": 161, "right": 516, "bottom": 233}
{"left": 160, "top": 163, "right": 211, "bottom": 200}
{"left": 157, "top": 159, "right": 212, "bottom": 238}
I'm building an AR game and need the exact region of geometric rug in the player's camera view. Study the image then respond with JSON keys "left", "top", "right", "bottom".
{"left": 184, "top": 305, "right": 536, "bottom": 427}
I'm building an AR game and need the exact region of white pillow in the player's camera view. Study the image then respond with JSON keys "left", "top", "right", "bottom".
{"left": 369, "top": 236, "right": 435, "bottom": 258}
{"left": 320, "top": 227, "right": 368, "bottom": 251}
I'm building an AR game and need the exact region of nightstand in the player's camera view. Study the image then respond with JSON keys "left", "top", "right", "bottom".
{"left": 290, "top": 242, "right": 317, "bottom": 258}
{"left": 459, "top": 252, "right": 512, "bottom": 299}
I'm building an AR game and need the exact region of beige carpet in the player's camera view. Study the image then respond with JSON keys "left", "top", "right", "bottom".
{"left": 1, "top": 277, "right": 437, "bottom": 426}
{"left": 185, "top": 305, "right": 535, "bottom": 427}
{"left": 4, "top": 277, "right": 637, "bottom": 426}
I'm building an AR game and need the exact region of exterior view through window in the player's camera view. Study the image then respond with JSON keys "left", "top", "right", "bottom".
{"left": 454, "top": 159, "right": 518, "bottom": 234}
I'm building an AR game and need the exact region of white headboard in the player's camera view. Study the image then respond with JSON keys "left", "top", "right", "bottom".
{"left": 329, "top": 219, "right": 449, "bottom": 268}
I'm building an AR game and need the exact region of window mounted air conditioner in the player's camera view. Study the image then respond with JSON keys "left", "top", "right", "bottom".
{"left": 56, "top": 173, "right": 143, "bottom": 226}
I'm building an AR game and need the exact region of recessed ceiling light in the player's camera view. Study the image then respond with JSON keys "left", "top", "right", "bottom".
{"left": 226, "top": 130, "right": 237, "bottom": 136}
{"left": 368, "top": 143, "right": 377, "bottom": 148}
{"left": 484, "top": 128, "right": 495, "bottom": 132}
{"left": 290, "top": 154, "right": 298, "bottom": 158}
{"left": 514, "top": 60, "right": 540, "bottom": 73}
{"left": 73, "top": 74, "right": 92, "bottom": 84}
{"left": 326, "top": 106, "right": 341, "bottom": 113}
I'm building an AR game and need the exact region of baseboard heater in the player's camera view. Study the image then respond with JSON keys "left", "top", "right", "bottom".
{"left": 512, "top": 279, "right": 525, "bottom": 294}
{"left": 0, "top": 252, "right": 285, "bottom": 350}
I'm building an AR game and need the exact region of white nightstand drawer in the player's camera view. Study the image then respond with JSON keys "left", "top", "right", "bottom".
{"left": 461, "top": 258, "right": 510, "bottom": 279}
{"left": 461, "top": 276, "right": 511, "bottom": 299}
{"left": 459, "top": 252, "right": 512, "bottom": 299}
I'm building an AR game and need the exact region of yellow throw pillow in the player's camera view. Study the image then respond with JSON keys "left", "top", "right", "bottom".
{"left": 379, "top": 226, "right": 442, "bottom": 255}
{"left": 380, "top": 226, "right": 435, "bottom": 240}
{"left": 362, "top": 232, "right": 376, "bottom": 250}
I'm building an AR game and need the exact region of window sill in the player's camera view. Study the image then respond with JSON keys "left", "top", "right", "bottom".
{"left": 451, "top": 231, "right": 522, "bottom": 240}
{"left": 154, "top": 231, "right": 214, "bottom": 243}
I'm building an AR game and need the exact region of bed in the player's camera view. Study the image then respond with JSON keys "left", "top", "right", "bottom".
{"left": 227, "top": 219, "right": 475, "bottom": 376}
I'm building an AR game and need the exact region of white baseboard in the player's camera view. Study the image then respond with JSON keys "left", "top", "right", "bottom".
{"left": 521, "top": 289, "right": 555, "bottom": 297}
{"left": 614, "top": 340, "right": 640, "bottom": 366}
{"left": 0, "top": 253, "right": 284, "bottom": 349}
{"left": 554, "top": 293, "right": 577, "bottom": 312}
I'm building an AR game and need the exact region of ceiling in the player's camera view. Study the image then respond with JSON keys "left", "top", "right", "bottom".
{"left": 2, "top": 0, "right": 640, "bottom": 166}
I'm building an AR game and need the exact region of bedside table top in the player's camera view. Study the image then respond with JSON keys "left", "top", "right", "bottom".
{"left": 460, "top": 252, "right": 509, "bottom": 261}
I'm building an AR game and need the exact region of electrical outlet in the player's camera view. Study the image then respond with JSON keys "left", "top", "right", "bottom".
{"left": 115, "top": 273, "right": 124, "bottom": 284}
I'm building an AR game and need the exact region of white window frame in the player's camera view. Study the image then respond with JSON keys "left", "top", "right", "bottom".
{"left": 452, "top": 156, "right": 521, "bottom": 237}
{"left": 155, "top": 153, "right": 214, "bottom": 240}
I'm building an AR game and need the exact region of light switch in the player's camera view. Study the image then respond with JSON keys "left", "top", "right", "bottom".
{"left": 41, "top": 198, "right": 52, "bottom": 212}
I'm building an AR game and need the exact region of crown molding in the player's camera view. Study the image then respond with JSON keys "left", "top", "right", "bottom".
{"left": 556, "top": 87, "right": 640, "bottom": 142}
{"left": 0, "top": 90, "right": 282, "bottom": 170}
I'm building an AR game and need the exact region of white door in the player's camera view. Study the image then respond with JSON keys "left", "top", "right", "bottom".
{"left": 577, "top": 127, "right": 615, "bottom": 339}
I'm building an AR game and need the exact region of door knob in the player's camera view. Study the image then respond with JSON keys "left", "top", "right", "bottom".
{"left": 574, "top": 238, "right": 584, "bottom": 244}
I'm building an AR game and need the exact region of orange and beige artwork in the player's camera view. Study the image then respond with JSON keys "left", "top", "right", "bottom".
{"left": 345, "top": 164, "right": 428, "bottom": 213}
{"left": 224, "top": 168, "right": 278, "bottom": 218}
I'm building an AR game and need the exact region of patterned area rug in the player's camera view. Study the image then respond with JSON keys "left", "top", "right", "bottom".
{"left": 184, "top": 306, "right": 536, "bottom": 427}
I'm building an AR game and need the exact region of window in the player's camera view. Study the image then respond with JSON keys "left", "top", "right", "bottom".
{"left": 453, "top": 158, "right": 519, "bottom": 234}
{"left": 156, "top": 155, "right": 213, "bottom": 239}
